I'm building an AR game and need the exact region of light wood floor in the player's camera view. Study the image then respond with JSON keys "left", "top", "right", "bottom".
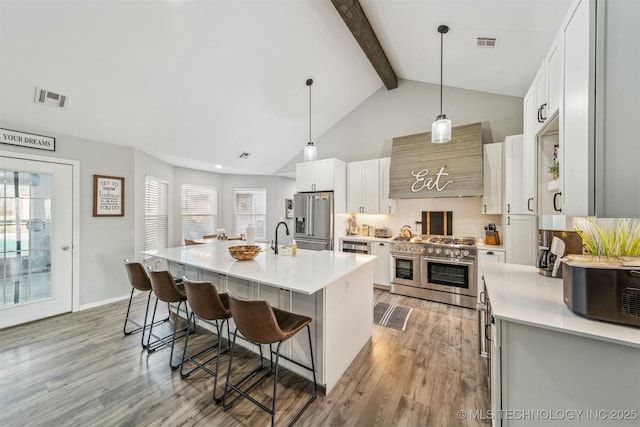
{"left": 0, "top": 289, "right": 490, "bottom": 426}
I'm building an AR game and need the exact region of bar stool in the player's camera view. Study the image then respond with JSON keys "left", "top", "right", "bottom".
{"left": 222, "top": 291, "right": 317, "bottom": 427}
{"left": 147, "top": 268, "right": 192, "bottom": 369}
{"left": 122, "top": 259, "right": 169, "bottom": 348}
{"left": 180, "top": 277, "right": 232, "bottom": 402}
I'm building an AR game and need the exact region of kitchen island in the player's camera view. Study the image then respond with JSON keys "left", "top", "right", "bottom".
{"left": 481, "top": 262, "right": 640, "bottom": 426}
{"left": 143, "top": 240, "right": 376, "bottom": 394}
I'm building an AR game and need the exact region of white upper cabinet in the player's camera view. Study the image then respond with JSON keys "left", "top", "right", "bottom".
{"left": 561, "top": 0, "right": 593, "bottom": 216}
{"left": 347, "top": 159, "right": 380, "bottom": 214}
{"left": 379, "top": 157, "right": 396, "bottom": 214}
{"left": 482, "top": 142, "right": 503, "bottom": 214}
{"left": 545, "top": 34, "right": 563, "bottom": 120}
{"left": 504, "top": 134, "right": 535, "bottom": 215}
{"left": 296, "top": 158, "right": 345, "bottom": 193}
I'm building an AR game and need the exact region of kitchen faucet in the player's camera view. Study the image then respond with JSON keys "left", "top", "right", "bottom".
{"left": 272, "top": 221, "right": 290, "bottom": 254}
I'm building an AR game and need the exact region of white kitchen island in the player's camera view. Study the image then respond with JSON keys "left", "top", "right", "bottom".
{"left": 481, "top": 262, "right": 640, "bottom": 426}
{"left": 143, "top": 241, "right": 376, "bottom": 394}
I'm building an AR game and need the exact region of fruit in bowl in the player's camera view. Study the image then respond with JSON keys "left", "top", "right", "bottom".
{"left": 228, "top": 245, "right": 261, "bottom": 261}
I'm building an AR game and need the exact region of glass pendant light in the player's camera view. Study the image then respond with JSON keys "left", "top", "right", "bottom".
{"left": 432, "top": 25, "right": 451, "bottom": 143}
{"left": 303, "top": 78, "right": 317, "bottom": 161}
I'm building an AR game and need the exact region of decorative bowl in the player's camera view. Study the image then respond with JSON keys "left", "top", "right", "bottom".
{"left": 228, "top": 245, "right": 261, "bottom": 261}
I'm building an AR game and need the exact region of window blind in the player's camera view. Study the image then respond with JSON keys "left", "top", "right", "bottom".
{"left": 181, "top": 184, "right": 217, "bottom": 240}
{"left": 145, "top": 176, "right": 168, "bottom": 251}
{"left": 233, "top": 188, "right": 266, "bottom": 240}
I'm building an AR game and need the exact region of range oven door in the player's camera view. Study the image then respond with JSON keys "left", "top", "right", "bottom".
{"left": 391, "top": 254, "right": 420, "bottom": 287}
{"left": 421, "top": 257, "right": 477, "bottom": 298}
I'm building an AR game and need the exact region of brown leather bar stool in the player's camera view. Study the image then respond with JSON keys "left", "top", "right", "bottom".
{"left": 122, "top": 259, "right": 169, "bottom": 348}
{"left": 180, "top": 277, "right": 232, "bottom": 402}
{"left": 222, "top": 291, "right": 317, "bottom": 427}
{"left": 147, "top": 268, "right": 192, "bottom": 369}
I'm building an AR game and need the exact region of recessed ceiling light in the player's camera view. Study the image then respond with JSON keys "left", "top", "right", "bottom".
{"left": 214, "top": 164, "right": 222, "bottom": 169}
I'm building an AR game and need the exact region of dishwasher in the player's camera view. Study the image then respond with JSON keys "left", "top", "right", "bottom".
{"left": 341, "top": 240, "right": 371, "bottom": 254}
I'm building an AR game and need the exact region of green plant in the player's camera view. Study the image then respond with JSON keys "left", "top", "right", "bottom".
{"left": 573, "top": 217, "right": 640, "bottom": 257}
{"left": 547, "top": 160, "right": 560, "bottom": 180}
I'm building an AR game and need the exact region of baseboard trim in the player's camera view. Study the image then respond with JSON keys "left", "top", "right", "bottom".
{"left": 77, "top": 294, "right": 130, "bottom": 311}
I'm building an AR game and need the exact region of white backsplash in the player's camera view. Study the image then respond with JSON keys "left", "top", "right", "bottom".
{"left": 337, "top": 197, "right": 503, "bottom": 240}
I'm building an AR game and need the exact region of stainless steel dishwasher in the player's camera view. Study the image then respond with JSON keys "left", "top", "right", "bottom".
{"left": 341, "top": 240, "right": 371, "bottom": 254}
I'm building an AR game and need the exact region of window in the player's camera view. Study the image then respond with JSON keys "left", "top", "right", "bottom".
{"left": 181, "top": 184, "right": 217, "bottom": 241}
{"left": 234, "top": 188, "right": 266, "bottom": 240}
{"left": 144, "top": 176, "right": 168, "bottom": 252}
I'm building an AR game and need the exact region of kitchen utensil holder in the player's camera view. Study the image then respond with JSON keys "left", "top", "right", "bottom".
{"left": 485, "top": 230, "right": 500, "bottom": 245}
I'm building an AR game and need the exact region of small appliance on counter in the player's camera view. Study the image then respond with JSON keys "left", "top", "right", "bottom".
{"left": 374, "top": 226, "right": 392, "bottom": 238}
{"left": 536, "top": 229, "right": 582, "bottom": 277}
{"left": 563, "top": 256, "right": 640, "bottom": 328}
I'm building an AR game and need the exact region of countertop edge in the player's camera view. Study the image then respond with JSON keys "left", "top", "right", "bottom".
{"left": 482, "top": 262, "right": 640, "bottom": 349}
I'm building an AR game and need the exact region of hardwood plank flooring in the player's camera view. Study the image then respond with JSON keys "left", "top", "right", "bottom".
{"left": 0, "top": 289, "right": 490, "bottom": 426}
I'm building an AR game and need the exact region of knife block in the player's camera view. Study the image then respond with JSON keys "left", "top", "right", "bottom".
{"left": 485, "top": 230, "right": 500, "bottom": 245}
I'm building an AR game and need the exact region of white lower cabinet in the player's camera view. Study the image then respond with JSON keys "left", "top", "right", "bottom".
{"left": 504, "top": 215, "right": 537, "bottom": 266}
{"left": 371, "top": 241, "right": 391, "bottom": 287}
{"left": 491, "top": 319, "right": 640, "bottom": 426}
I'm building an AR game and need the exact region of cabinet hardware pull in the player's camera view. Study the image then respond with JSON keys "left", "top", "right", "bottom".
{"left": 507, "top": 216, "right": 511, "bottom": 226}
{"left": 540, "top": 103, "right": 547, "bottom": 121}
{"left": 486, "top": 252, "right": 495, "bottom": 255}
{"left": 630, "top": 271, "right": 640, "bottom": 277}
{"left": 485, "top": 324, "right": 492, "bottom": 342}
{"left": 507, "top": 203, "right": 511, "bottom": 213}
{"left": 483, "top": 204, "right": 486, "bottom": 213}
{"left": 553, "top": 192, "right": 562, "bottom": 212}
{"left": 527, "top": 197, "right": 534, "bottom": 212}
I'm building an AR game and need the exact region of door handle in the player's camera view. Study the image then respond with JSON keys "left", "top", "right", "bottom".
{"left": 553, "top": 192, "right": 562, "bottom": 212}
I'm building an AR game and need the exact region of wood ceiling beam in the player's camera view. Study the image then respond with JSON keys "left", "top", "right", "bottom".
{"left": 332, "top": 0, "right": 398, "bottom": 90}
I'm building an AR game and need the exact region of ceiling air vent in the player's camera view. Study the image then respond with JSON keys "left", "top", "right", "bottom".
{"left": 34, "top": 87, "right": 68, "bottom": 109}
{"left": 476, "top": 37, "right": 498, "bottom": 48}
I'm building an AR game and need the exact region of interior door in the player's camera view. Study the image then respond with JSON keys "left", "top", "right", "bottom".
{"left": 0, "top": 157, "right": 73, "bottom": 329}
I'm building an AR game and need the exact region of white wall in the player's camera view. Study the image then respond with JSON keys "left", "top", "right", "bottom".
{"left": 0, "top": 125, "right": 136, "bottom": 305}
{"left": 278, "top": 79, "right": 524, "bottom": 173}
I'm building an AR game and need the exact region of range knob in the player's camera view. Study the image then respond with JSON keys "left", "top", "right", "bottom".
{"left": 444, "top": 249, "right": 451, "bottom": 256}
{"left": 427, "top": 247, "right": 434, "bottom": 254}
{"left": 420, "top": 246, "right": 426, "bottom": 254}
{"left": 435, "top": 248, "right": 442, "bottom": 255}
{"left": 462, "top": 250, "right": 470, "bottom": 257}
{"left": 409, "top": 246, "right": 415, "bottom": 253}
{"left": 402, "top": 246, "right": 407, "bottom": 252}
{"left": 395, "top": 245, "right": 401, "bottom": 251}
{"left": 453, "top": 249, "right": 461, "bottom": 256}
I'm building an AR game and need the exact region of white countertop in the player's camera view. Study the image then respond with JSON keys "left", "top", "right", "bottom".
{"left": 339, "top": 235, "right": 393, "bottom": 243}
{"left": 481, "top": 262, "right": 640, "bottom": 348}
{"left": 144, "top": 240, "right": 376, "bottom": 295}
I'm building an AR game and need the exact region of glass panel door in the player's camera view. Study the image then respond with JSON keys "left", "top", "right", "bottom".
{"left": 1, "top": 171, "right": 53, "bottom": 306}
{"left": 0, "top": 157, "right": 73, "bottom": 328}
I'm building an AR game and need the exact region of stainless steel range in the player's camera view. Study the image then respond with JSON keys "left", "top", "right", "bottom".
{"left": 390, "top": 235, "right": 478, "bottom": 309}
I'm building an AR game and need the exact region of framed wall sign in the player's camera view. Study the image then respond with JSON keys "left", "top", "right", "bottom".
{"left": 0, "top": 128, "right": 55, "bottom": 151}
{"left": 93, "top": 175, "right": 124, "bottom": 217}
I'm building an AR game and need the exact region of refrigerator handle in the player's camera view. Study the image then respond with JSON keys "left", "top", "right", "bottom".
{"left": 308, "top": 195, "right": 313, "bottom": 236}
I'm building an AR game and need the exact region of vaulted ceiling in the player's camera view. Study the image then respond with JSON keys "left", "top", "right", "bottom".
{"left": 0, "top": 0, "right": 572, "bottom": 175}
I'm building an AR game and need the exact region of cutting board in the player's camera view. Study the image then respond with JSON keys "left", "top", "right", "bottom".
{"left": 421, "top": 211, "right": 453, "bottom": 235}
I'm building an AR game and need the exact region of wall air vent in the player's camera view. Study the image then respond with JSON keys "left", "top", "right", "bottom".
{"left": 476, "top": 37, "right": 497, "bottom": 48}
{"left": 34, "top": 87, "right": 68, "bottom": 109}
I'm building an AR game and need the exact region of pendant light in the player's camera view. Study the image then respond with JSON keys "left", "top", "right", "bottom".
{"left": 432, "top": 25, "right": 451, "bottom": 143}
{"left": 303, "top": 78, "right": 317, "bottom": 161}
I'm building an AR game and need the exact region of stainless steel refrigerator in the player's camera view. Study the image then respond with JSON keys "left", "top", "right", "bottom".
{"left": 294, "top": 191, "right": 334, "bottom": 251}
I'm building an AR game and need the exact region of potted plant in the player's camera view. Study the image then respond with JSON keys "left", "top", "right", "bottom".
{"left": 547, "top": 160, "right": 560, "bottom": 181}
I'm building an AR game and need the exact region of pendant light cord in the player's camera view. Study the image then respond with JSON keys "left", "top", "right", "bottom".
{"left": 307, "top": 78, "right": 313, "bottom": 143}
{"left": 440, "top": 30, "right": 443, "bottom": 116}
